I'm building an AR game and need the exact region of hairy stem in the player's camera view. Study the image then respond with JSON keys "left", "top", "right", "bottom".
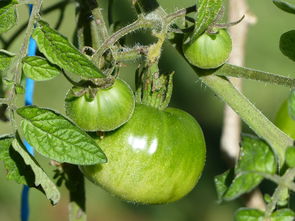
{"left": 199, "top": 74, "right": 292, "bottom": 166}
{"left": 214, "top": 64, "right": 295, "bottom": 88}
{"left": 6, "top": 0, "right": 43, "bottom": 132}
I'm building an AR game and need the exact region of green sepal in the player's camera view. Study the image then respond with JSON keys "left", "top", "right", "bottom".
{"left": 280, "top": 30, "right": 295, "bottom": 62}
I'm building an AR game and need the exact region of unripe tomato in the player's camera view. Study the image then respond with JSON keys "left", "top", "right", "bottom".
{"left": 65, "top": 79, "right": 135, "bottom": 132}
{"left": 275, "top": 100, "right": 295, "bottom": 139}
{"left": 183, "top": 29, "right": 232, "bottom": 69}
{"left": 81, "top": 104, "right": 206, "bottom": 204}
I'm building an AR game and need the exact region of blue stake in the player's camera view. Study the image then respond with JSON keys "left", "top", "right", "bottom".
{"left": 21, "top": 4, "right": 37, "bottom": 221}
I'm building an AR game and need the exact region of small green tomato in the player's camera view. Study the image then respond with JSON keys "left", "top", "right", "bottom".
{"left": 275, "top": 100, "right": 295, "bottom": 139}
{"left": 183, "top": 29, "right": 232, "bottom": 69}
{"left": 65, "top": 79, "right": 135, "bottom": 132}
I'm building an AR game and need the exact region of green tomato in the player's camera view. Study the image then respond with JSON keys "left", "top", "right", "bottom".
{"left": 275, "top": 100, "right": 295, "bottom": 139}
{"left": 81, "top": 104, "right": 206, "bottom": 204}
{"left": 65, "top": 79, "right": 135, "bottom": 132}
{"left": 183, "top": 29, "right": 232, "bottom": 69}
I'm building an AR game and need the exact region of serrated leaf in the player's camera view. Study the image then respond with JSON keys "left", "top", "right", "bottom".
{"left": 0, "top": 49, "right": 15, "bottom": 73}
{"left": 273, "top": 0, "right": 295, "bottom": 14}
{"left": 235, "top": 208, "right": 264, "bottom": 221}
{"left": 0, "top": 135, "right": 27, "bottom": 184}
{"left": 285, "top": 146, "right": 295, "bottom": 168}
{"left": 0, "top": 0, "right": 17, "bottom": 34}
{"left": 32, "top": 21, "right": 104, "bottom": 79}
{"left": 271, "top": 209, "right": 295, "bottom": 221}
{"left": 223, "top": 173, "right": 262, "bottom": 201}
{"left": 17, "top": 106, "right": 107, "bottom": 165}
{"left": 237, "top": 136, "right": 276, "bottom": 174}
{"left": 12, "top": 138, "right": 60, "bottom": 205}
{"left": 193, "top": 0, "right": 224, "bottom": 40}
{"left": 22, "top": 56, "right": 61, "bottom": 81}
{"left": 280, "top": 30, "right": 295, "bottom": 62}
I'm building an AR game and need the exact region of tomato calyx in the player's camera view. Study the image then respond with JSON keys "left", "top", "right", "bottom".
{"left": 135, "top": 63, "right": 174, "bottom": 110}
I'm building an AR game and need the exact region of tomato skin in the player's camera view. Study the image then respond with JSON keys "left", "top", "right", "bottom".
{"left": 275, "top": 100, "right": 295, "bottom": 139}
{"left": 81, "top": 104, "right": 206, "bottom": 204}
{"left": 183, "top": 29, "right": 232, "bottom": 69}
{"left": 65, "top": 79, "right": 135, "bottom": 132}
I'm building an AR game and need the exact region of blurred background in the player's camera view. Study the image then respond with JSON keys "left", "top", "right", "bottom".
{"left": 0, "top": 0, "right": 294, "bottom": 220}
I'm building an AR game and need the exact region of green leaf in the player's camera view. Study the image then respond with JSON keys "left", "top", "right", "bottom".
{"left": 235, "top": 208, "right": 264, "bottom": 221}
{"left": 12, "top": 138, "right": 60, "bottom": 205}
{"left": 271, "top": 209, "right": 295, "bottom": 221}
{"left": 17, "top": 106, "right": 107, "bottom": 165}
{"left": 0, "top": 0, "right": 17, "bottom": 34}
{"left": 280, "top": 30, "right": 295, "bottom": 62}
{"left": 0, "top": 49, "right": 15, "bottom": 73}
{"left": 214, "top": 169, "right": 234, "bottom": 202}
{"left": 285, "top": 146, "right": 295, "bottom": 168}
{"left": 32, "top": 21, "right": 104, "bottom": 79}
{"left": 273, "top": 0, "right": 295, "bottom": 14}
{"left": 236, "top": 136, "right": 277, "bottom": 174}
{"left": 0, "top": 135, "right": 27, "bottom": 184}
{"left": 193, "top": 0, "right": 224, "bottom": 39}
{"left": 22, "top": 56, "right": 61, "bottom": 81}
{"left": 223, "top": 173, "right": 262, "bottom": 201}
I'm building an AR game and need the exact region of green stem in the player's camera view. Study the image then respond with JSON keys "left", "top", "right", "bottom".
{"left": 265, "top": 168, "right": 295, "bottom": 217}
{"left": 6, "top": 0, "right": 43, "bottom": 132}
{"left": 63, "top": 164, "right": 87, "bottom": 221}
{"left": 92, "top": 17, "right": 154, "bottom": 64}
{"left": 199, "top": 74, "right": 293, "bottom": 166}
{"left": 207, "top": 64, "right": 295, "bottom": 88}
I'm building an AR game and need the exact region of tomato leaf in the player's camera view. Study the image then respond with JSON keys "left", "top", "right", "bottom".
{"left": 17, "top": 106, "right": 107, "bottom": 165}
{"left": 11, "top": 138, "right": 60, "bottom": 205}
{"left": 0, "top": 0, "right": 18, "bottom": 34}
{"left": 280, "top": 30, "right": 295, "bottom": 62}
{"left": 214, "top": 169, "right": 234, "bottom": 203}
{"left": 0, "top": 49, "right": 15, "bottom": 74}
{"left": 271, "top": 209, "right": 295, "bottom": 221}
{"left": 22, "top": 56, "right": 61, "bottom": 81}
{"left": 215, "top": 136, "right": 276, "bottom": 201}
{"left": 236, "top": 136, "right": 277, "bottom": 174}
{"left": 32, "top": 21, "right": 104, "bottom": 79}
{"left": 0, "top": 135, "right": 28, "bottom": 184}
{"left": 234, "top": 208, "right": 264, "bottom": 221}
{"left": 273, "top": 0, "right": 295, "bottom": 14}
{"left": 0, "top": 135, "right": 60, "bottom": 205}
{"left": 193, "top": 0, "right": 223, "bottom": 40}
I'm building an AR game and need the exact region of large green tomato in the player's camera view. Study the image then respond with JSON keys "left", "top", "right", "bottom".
{"left": 65, "top": 79, "right": 135, "bottom": 132}
{"left": 81, "top": 104, "right": 206, "bottom": 204}
{"left": 183, "top": 29, "right": 232, "bottom": 69}
{"left": 275, "top": 100, "right": 295, "bottom": 139}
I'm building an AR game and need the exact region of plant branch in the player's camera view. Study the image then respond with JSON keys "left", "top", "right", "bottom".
{"left": 6, "top": 0, "right": 43, "bottom": 131}
{"left": 213, "top": 64, "right": 295, "bottom": 88}
{"left": 198, "top": 74, "right": 292, "bottom": 167}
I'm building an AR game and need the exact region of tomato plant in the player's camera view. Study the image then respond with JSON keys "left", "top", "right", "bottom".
{"left": 81, "top": 104, "right": 206, "bottom": 204}
{"left": 1, "top": 0, "right": 295, "bottom": 220}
